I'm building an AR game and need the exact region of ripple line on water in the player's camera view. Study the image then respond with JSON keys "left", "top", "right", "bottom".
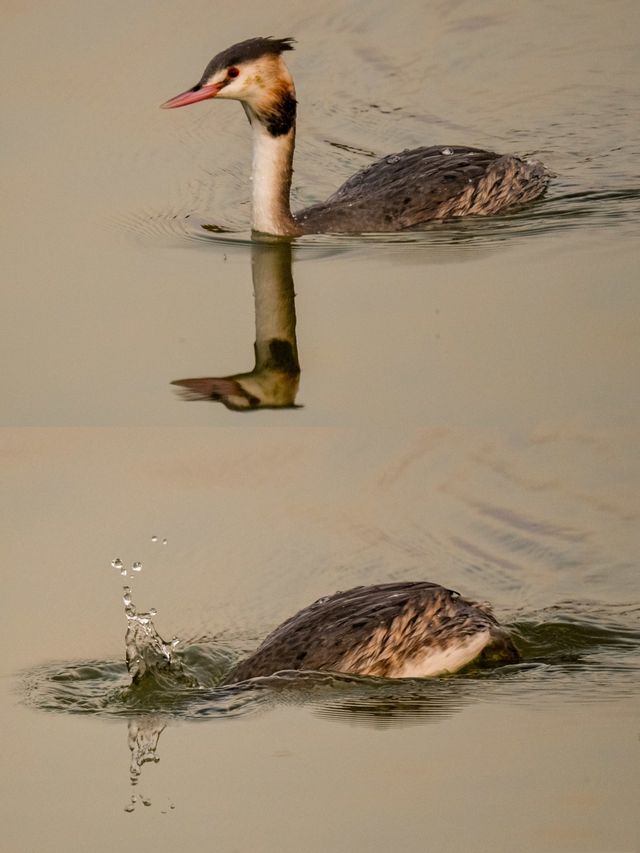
{"left": 18, "top": 600, "right": 640, "bottom": 724}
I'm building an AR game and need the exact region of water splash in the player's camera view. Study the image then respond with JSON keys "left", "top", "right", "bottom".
{"left": 123, "top": 585, "right": 193, "bottom": 687}
{"left": 111, "top": 557, "right": 129, "bottom": 577}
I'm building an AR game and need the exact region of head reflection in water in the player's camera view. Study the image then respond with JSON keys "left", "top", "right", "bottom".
{"left": 172, "top": 239, "right": 300, "bottom": 410}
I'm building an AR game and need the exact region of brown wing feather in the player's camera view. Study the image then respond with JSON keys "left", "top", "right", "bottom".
{"left": 295, "top": 146, "right": 549, "bottom": 233}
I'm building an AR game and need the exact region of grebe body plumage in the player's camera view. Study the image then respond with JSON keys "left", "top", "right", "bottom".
{"left": 162, "top": 37, "right": 551, "bottom": 236}
{"left": 222, "top": 581, "right": 519, "bottom": 683}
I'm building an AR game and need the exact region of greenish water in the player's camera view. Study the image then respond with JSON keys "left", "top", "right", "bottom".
{"left": 21, "top": 606, "right": 640, "bottom": 719}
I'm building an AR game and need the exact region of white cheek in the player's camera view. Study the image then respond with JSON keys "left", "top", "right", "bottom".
{"left": 213, "top": 78, "right": 248, "bottom": 99}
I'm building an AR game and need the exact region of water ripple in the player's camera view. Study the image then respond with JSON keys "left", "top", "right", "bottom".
{"left": 19, "top": 605, "right": 640, "bottom": 725}
{"left": 111, "top": 186, "right": 640, "bottom": 262}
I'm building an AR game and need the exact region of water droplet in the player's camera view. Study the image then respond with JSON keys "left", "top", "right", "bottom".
{"left": 111, "top": 558, "right": 123, "bottom": 570}
{"left": 151, "top": 535, "right": 158, "bottom": 543}
{"left": 386, "top": 155, "right": 400, "bottom": 164}
{"left": 123, "top": 590, "right": 132, "bottom": 606}
{"left": 120, "top": 568, "right": 128, "bottom": 576}
{"left": 162, "top": 539, "right": 168, "bottom": 546}
{"left": 149, "top": 608, "right": 157, "bottom": 617}
{"left": 132, "top": 561, "right": 142, "bottom": 572}
{"left": 124, "top": 804, "right": 135, "bottom": 813}
{"left": 441, "top": 147, "right": 453, "bottom": 155}
{"left": 141, "top": 796, "right": 152, "bottom": 807}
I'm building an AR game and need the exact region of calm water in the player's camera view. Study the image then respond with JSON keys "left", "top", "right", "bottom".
{"left": 2, "top": 1, "right": 640, "bottom": 851}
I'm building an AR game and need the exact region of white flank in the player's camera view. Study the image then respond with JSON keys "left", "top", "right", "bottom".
{"left": 391, "top": 630, "right": 492, "bottom": 678}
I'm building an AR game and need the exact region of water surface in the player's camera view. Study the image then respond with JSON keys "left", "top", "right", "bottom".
{"left": 2, "top": 1, "right": 639, "bottom": 851}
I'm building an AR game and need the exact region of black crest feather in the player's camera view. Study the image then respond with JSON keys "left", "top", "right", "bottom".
{"left": 199, "top": 37, "right": 295, "bottom": 83}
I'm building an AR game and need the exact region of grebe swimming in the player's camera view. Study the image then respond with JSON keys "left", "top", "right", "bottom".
{"left": 161, "top": 37, "right": 551, "bottom": 236}
{"left": 222, "top": 581, "right": 519, "bottom": 682}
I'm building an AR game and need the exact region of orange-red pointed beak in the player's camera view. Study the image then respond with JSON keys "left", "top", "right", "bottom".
{"left": 160, "top": 82, "right": 222, "bottom": 109}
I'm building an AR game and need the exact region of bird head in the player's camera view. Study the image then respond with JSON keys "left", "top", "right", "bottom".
{"left": 161, "top": 37, "right": 296, "bottom": 133}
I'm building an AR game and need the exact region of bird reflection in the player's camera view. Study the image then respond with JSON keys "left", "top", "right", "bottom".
{"left": 311, "top": 691, "right": 467, "bottom": 729}
{"left": 172, "top": 239, "right": 300, "bottom": 410}
{"left": 233, "top": 670, "right": 472, "bottom": 730}
{"left": 118, "top": 675, "right": 467, "bottom": 810}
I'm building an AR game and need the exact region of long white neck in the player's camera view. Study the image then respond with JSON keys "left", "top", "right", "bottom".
{"left": 243, "top": 105, "right": 300, "bottom": 236}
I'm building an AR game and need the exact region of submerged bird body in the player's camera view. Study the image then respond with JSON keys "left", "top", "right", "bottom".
{"left": 162, "top": 37, "right": 551, "bottom": 236}
{"left": 222, "top": 581, "right": 519, "bottom": 683}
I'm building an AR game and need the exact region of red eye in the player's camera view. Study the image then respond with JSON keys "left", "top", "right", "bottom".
{"left": 227, "top": 67, "right": 239, "bottom": 78}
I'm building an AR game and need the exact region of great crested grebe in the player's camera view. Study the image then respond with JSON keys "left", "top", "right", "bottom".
{"left": 162, "top": 37, "right": 551, "bottom": 236}
{"left": 222, "top": 581, "right": 519, "bottom": 682}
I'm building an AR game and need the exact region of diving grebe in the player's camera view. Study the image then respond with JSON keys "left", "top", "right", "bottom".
{"left": 161, "top": 37, "right": 551, "bottom": 236}
{"left": 222, "top": 581, "right": 519, "bottom": 682}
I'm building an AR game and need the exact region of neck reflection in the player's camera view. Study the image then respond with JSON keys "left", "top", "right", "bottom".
{"left": 173, "top": 239, "right": 300, "bottom": 410}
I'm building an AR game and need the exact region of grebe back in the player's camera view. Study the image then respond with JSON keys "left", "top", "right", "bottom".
{"left": 222, "top": 581, "right": 519, "bottom": 683}
{"left": 162, "top": 37, "right": 551, "bottom": 237}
